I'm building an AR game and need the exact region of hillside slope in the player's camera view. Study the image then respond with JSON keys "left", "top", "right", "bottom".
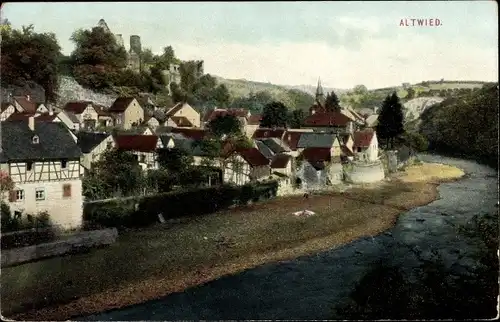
{"left": 214, "top": 76, "right": 314, "bottom": 110}
{"left": 57, "top": 76, "right": 117, "bottom": 107}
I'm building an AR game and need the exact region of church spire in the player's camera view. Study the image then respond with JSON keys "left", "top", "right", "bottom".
{"left": 315, "top": 77, "right": 325, "bottom": 105}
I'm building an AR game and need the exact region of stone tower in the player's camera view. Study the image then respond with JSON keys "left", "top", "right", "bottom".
{"left": 128, "top": 35, "right": 142, "bottom": 73}
{"left": 114, "top": 34, "right": 124, "bottom": 48}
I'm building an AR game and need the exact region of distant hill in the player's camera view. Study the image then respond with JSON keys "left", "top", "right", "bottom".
{"left": 213, "top": 76, "right": 315, "bottom": 110}
{"left": 281, "top": 84, "right": 350, "bottom": 96}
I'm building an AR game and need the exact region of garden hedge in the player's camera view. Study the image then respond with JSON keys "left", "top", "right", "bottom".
{"left": 83, "top": 181, "right": 278, "bottom": 229}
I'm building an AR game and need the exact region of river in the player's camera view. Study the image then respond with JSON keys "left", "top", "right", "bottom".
{"left": 82, "top": 154, "right": 498, "bottom": 320}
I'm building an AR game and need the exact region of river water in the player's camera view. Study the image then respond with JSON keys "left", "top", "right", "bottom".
{"left": 83, "top": 154, "right": 498, "bottom": 320}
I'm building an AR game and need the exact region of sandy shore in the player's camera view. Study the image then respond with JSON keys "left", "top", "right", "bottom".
{"left": 6, "top": 162, "right": 465, "bottom": 321}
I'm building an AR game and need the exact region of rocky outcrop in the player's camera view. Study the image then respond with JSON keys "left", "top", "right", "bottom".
{"left": 56, "top": 76, "right": 117, "bottom": 107}
{"left": 403, "top": 97, "right": 444, "bottom": 122}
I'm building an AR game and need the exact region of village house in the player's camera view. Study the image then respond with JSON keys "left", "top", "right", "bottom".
{"left": 165, "top": 116, "right": 194, "bottom": 128}
{"left": 108, "top": 97, "right": 145, "bottom": 130}
{"left": 224, "top": 148, "right": 271, "bottom": 185}
{"left": 1, "top": 102, "right": 16, "bottom": 121}
{"left": 94, "top": 104, "right": 115, "bottom": 128}
{"left": 352, "top": 129, "right": 379, "bottom": 162}
{"left": 57, "top": 110, "right": 81, "bottom": 131}
{"left": 245, "top": 114, "right": 262, "bottom": 138}
{"left": 63, "top": 101, "right": 100, "bottom": 130}
{"left": 12, "top": 95, "right": 48, "bottom": 114}
{"left": 296, "top": 133, "right": 342, "bottom": 156}
{"left": 303, "top": 111, "right": 356, "bottom": 134}
{"left": 252, "top": 127, "right": 287, "bottom": 140}
{"left": 76, "top": 132, "right": 115, "bottom": 172}
{"left": 113, "top": 134, "right": 163, "bottom": 170}
{"left": 165, "top": 102, "right": 200, "bottom": 128}
{"left": 297, "top": 147, "right": 343, "bottom": 188}
{"left": 0, "top": 118, "right": 85, "bottom": 229}
{"left": 144, "top": 110, "right": 168, "bottom": 130}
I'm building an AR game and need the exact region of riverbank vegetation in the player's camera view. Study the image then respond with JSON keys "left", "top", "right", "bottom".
{"left": 2, "top": 163, "right": 464, "bottom": 321}
{"left": 419, "top": 83, "right": 499, "bottom": 169}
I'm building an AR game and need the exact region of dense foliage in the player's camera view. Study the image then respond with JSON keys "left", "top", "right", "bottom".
{"left": 0, "top": 24, "right": 62, "bottom": 102}
{"left": 83, "top": 181, "right": 279, "bottom": 229}
{"left": 207, "top": 114, "right": 243, "bottom": 138}
{"left": 324, "top": 91, "right": 341, "bottom": 111}
{"left": 419, "top": 83, "right": 499, "bottom": 168}
{"left": 260, "top": 101, "right": 289, "bottom": 128}
{"left": 376, "top": 92, "right": 405, "bottom": 149}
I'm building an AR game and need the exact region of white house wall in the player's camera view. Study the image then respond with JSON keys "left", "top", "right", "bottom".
{"left": 0, "top": 105, "right": 15, "bottom": 121}
{"left": 81, "top": 136, "right": 115, "bottom": 170}
{"left": 8, "top": 179, "right": 83, "bottom": 229}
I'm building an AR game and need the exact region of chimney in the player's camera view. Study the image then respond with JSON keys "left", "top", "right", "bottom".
{"left": 26, "top": 95, "right": 31, "bottom": 101}
{"left": 28, "top": 116, "right": 35, "bottom": 131}
{"left": 48, "top": 105, "right": 54, "bottom": 115}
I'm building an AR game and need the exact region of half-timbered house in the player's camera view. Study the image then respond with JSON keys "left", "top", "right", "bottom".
{"left": 0, "top": 118, "right": 84, "bottom": 229}
{"left": 113, "top": 134, "right": 163, "bottom": 170}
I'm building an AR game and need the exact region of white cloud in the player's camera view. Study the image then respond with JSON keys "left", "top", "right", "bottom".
{"left": 175, "top": 33, "right": 498, "bottom": 89}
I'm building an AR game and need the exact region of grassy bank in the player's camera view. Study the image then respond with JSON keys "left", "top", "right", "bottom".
{"left": 2, "top": 163, "right": 464, "bottom": 321}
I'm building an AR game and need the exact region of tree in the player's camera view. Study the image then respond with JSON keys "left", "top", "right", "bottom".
{"left": 353, "top": 84, "right": 368, "bottom": 95}
{"left": 288, "top": 109, "right": 305, "bottom": 128}
{"left": 207, "top": 114, "right": 242, "bottom": 138}
{"left": 406, "top": 87, "right": 415, "bottom": 99}
{"left": 1, "top": 24, "right": 62, "bottom": 102}
{"left": 157, "top": 147, "right": 194, "bottom": 173}
{"left": 92, "top": 148, "right": 144, "bottom": 197}
{"left": 325, "top": 91, "right": 341, "bottom": 112}
{"left": 376, "top": 92, "right": 405, "bottom": 149}
{"left": 0, "top": 171, "right": 14, "bottom": 200}
{"left": 260, "top": 101, "right": 289, "bottom": 128}
{"left": 69, "top": 26, "right": 127, "bottom": 90}
{"left": 141, "top": 48, "right": 155, "bottom": 65}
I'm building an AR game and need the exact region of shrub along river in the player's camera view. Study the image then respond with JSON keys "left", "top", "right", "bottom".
{"left": 82, "top": 154, "right": 499, "bottom": 320}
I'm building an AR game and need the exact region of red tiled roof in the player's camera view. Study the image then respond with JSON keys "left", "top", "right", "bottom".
{"left": 204, "top": 108, "right": 249, "bottom": 123}
{"left": 304, "top": 112, "right": 351, "bottom": 127}
{"left": 6, "top": 112, "right": 35, "bottom": 121}
{"left": 109, "top": 97, "right": 136, "bottom": 113}
{"left": 283, "top": 130, "right": 307, "bottom": 151}
{"left": 13, "top": 96, "right": 37, "bottom": 113}
{"left": 247, "top": 114, "right": 262, "bottom": 125}
{"left": 170, "top": 127, "right": 207, "bottom": 140}
{"left": 300, "top": 147, "right": 332, "bottom": 163}
{"left": 64, "top": 101, "right": 92, "bottom": 114}
{"left": 252, "top": 128, "right": 286, "bottom": 140}
{"left": 36, "top": 113, "right": 58, "bottom": 122}
{"left": 114, "top": 134, "right": 159, "bottom": 152}
{"left": 353, "top": 130, "right": 375, "bottom": 148}
{"left": 94, "top": 104, "right": 112, "bottom": 116}
{"left": 170, "top": 116, "right": 193, "bottom": 127}
{"left": 234, "top": 147, "right": 269, "bottom": 167}
{"left": 270, "top": 153, "right": 292, "bottom": 169}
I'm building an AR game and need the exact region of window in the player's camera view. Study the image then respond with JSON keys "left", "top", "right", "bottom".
{"left": 61, "top": 159, "right": 68, "bottom": 169}
{"left": 26, "top": 162, "right": 33, "bottom": 171}
{"left": 32, "top": 135, "right": 39, "bottom": 144}
{"left": 140, "top": 155, "right": 146, "bottom": 163}
{"left": 9, "top": 189, "right": 25, "bottom": 201}
{"left": 35, "top": 188, "right": 45, "bottom": 201}
{"left": 107, "top": 142, "right": 113, "bottom": 149}
{"left": 63, "top": 184, "right": 71, "bottom": 198}
{"left": 357, "top": 147, "right": 362, "bottom": 153}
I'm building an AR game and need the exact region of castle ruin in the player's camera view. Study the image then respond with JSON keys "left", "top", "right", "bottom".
{"left": 96, "top": 19, "right": 204, "bottom": 94}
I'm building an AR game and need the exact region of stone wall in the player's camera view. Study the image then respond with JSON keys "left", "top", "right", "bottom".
{"left": 1, "top": 228, "right": 118, "bottom": 268}
{"left": 344, "top": 161, "right": 385, "bottom": 184}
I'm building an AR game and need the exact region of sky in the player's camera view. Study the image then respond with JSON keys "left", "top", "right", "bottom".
{"left": 1, "top": 1, "right": 498, "bottom": 89}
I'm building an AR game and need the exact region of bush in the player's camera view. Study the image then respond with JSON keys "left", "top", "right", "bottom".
{"left": 84, "top": 181, "right": 279, "bottom": 228}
